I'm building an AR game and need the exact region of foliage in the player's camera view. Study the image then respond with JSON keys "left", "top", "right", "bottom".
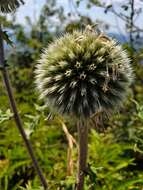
{"left": 0, "top": 0, "right": 143, "bottom": 189}
{"left": 87, "top": 130, "right": 143, "bottom": 190}
{"left": 0, "top": 109, "right": 13, "bottom": 124}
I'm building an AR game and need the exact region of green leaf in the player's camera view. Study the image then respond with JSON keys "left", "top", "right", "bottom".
{"left": 117, "top": 178, "right": 143, "bottom": 190}
{"left": 0, "top": 109, "right": 13, "bottom": 124}
{"left": 1, "top": 31, "right": 14, "bottom": 47}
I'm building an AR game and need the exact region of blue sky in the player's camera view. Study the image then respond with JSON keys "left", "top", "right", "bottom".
{"left": 10, "top": 0, "right": 143, "bottom": 35}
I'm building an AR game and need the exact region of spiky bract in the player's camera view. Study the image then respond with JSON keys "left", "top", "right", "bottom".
{"left": 0, "top": 0, "right": 24, "bottom": 13}
{"left": 35, "top": 29, "right": 133, "bottom": 119}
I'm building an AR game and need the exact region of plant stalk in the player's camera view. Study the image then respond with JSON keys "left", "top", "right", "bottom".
{"left": 77, "top": 120, "right": 88, "bottom": 190}
{"left": 130, "top": 0, "right": 135, "bottom": 50}
{"left": 0, "top": 24, "right": 48, "bottom": 190}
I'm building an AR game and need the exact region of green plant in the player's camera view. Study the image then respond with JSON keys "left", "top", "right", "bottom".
{"left": 19, "top": 182, "right": 44, "bottom": 190}
{"left": 0, "top": 109, "right": 13, "bottom": 124}
{"left": 87, "top": 130, "right": 143, "bottom": 190}
{"left": 35, "top": 26, "right": 133, "bottom": 190}
{"left": 0, "top": 106, "right": 66, "bottom": 190}
{"left": 0, "top": 1, "right": 48, "bottom": 189}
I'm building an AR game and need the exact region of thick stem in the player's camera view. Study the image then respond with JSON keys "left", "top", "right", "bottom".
{"left": 0, "top": 25, "right": 48, "bottom": 190}
{"left": 77, "top": 120, "right": 88, "bottom": 190}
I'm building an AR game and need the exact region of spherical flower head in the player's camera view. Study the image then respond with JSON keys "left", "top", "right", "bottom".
{"left": 0, "top": 0, "right": 24, "bottom": 13}
{"left": 35, "top": 27, "right": 133, "bottom": 119}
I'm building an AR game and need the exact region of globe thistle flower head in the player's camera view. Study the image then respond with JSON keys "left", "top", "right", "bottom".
{"left": 0, "top": 0, "right": 24, "bottom": 13}
{"left": 35, "top": 27, "right": 133, "bottom": 119}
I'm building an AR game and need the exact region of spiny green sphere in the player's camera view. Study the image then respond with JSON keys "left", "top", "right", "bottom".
{"left": 0, "top": 0, "right": 24, "bottom": 13}
{"left": 35, "top": 28, "right": 133, "bottom": 118}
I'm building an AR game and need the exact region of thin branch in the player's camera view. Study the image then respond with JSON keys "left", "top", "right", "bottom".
{"left": 112, "top": 9, "right": 128, "bottom": 43}
{"left": 110, "top": 5, "right": 143, "bottom": 33}
{"left": 129, "top": 0, "right": 135, "bottom": 49}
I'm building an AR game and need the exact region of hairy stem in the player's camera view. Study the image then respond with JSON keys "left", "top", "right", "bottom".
{"left": 0, "top": 24, "right": 48, "bottom": 190}
{"left": 77, "top": 120, "right": 88, "bottom": 190}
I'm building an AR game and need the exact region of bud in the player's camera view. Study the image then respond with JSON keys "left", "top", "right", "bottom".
{"left": 35, "top": 28, "right": 133, "bottom": 119}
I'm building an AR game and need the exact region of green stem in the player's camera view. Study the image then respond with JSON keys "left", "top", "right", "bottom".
{"left": 77, "top": 120, "right": 88, "bottom": 190}
{"left": 0, "top": 24, "right": 48, "bottom": 190}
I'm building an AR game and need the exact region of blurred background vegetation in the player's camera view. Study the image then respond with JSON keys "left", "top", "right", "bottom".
{"left": 1, "top": 0, "right": 143, "bottom": 189}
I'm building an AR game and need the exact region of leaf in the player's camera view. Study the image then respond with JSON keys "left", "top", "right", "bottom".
{"left": 104, "top": 4, "right": 112, "bottom": 14}
{"left": 1, "top": 31, "right": 14, "bottom": 47}
{"left": 0, "top": 109, "right": 13, "bottom": 124}
{"left": 121, "top": 5, "right": 128, "bottom": 11}
{"left": 117, "top": 178, "right": 143, "bottom": 190}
